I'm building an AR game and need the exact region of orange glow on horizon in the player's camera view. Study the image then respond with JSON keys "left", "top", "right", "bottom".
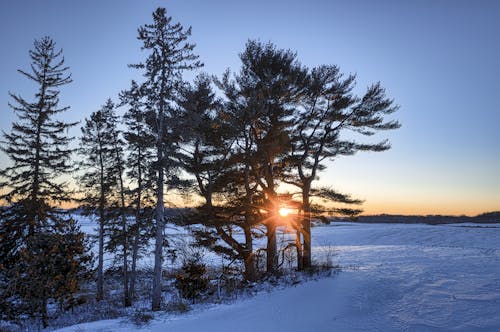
{"left": 2, "top": 189, "right": 498, "bottom": 217}
{"left": 2, "top": 198, "right": 497, "bottom": 217}
{"left": 359, "top": 200, "right": 500, "bottom": 217}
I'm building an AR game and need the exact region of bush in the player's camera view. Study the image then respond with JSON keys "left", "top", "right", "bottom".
{"left": 129, "top": 310, "right": 154, "bottom": 327}
{"left": 165, "top": 299, "right": 190, "bottom": 313}
{"left": 175, "top": 252, "right": 209, "bottom": 303}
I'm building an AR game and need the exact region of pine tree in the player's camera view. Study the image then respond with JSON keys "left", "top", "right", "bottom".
{"left": 77, "top": 101, "right": 118, "bottom": 302}
{"left": 289, "top": 65, "right": 400, "bottom": 269}
{"left": 120, "top": 81, "right": 156, "bottom": 303}
{"left": 99, "top": 99, "right": 131, "bottom": 307}
{"left": 220, "top": 40, "right": 308, "bottom": 274}
{"left": 174, "top": 251, "right": 209, "bottom": 303}
{"left": 177, "top": 74, "right": 229, "bottom": 208}
{"left": 130, "top": 7, "right": 202, "bottom": 310}
{"left": 177, "top": 74, "right": 260, "bottom": 281}
{"left": 0, "top": 36, "right": 89, "bottom": 327}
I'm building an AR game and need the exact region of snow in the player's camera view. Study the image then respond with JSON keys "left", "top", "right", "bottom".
{"left": 54, "top": 222, "right": 500, "bottom": 332}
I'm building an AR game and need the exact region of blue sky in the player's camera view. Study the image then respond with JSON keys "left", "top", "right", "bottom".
{"left": 0, "top": 0, "right": 499, "bottom": 215}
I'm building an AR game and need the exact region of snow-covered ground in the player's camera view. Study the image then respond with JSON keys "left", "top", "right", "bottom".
{"left": 55, "top": 222, "right": 500, "bottom": 332}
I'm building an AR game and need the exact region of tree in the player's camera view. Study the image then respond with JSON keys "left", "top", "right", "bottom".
{"left": 174, "top": 251, "right": 209, "bottom": 303}
{"left": 0, "top": 36, "right": 75, "bottom": 213}
{"left": 99, "top": 99, "right": 131, "bottom": 307}
{"left": 0, "top": 36, "right": 89, "bottom": 327}
{"left": 120, "top": 80, "right": 156, "bottom": 302}
{"left": 220, "top": 40, "right": 308, "bottom": 274}
{"left": 289, "top": 65, "right": 400, "bottom": 268}
{"left": 78, "top": 101, "right": 118, "bottom": 301}
{"left": 131, "top": 7, "right": 202, "bottom": 310}
{"left": 215, "top": 41, "right": 400, "bottom": 274}
{"left": 177, "top": 74, "right": 229, "bottom": 208}
{"left": 177, "top": 74, "right": 261, "bottom": 281}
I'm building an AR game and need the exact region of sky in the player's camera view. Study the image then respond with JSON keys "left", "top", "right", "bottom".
{"left": 0, "top": 0, "right": 499, "bottom": 216}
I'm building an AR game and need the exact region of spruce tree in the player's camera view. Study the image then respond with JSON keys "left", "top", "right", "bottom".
{"left": 0, "top": 36, "right": 89, "bottom": 327}
{"left": 131, "top": 7, "right": 202, "bottom": 310}
{"left": 0, "top": 36, "right": 75, "bottom": 210}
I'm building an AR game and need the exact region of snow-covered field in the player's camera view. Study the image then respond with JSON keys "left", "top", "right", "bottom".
{"left": 55, "top": 222, "right": 500, "bottom": 332}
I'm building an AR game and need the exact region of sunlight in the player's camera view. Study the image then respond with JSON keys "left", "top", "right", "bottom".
{"left": 278, "top": 207, "right": 292, "bottom": 217}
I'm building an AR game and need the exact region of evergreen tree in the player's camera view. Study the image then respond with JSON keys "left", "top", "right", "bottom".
{"left": 0, "top": 36, "right": 75, "bottom": 211}
{"left": 130, "top": 7, "right": 202, "bottom": 310}
{"left": 177, "top": 74, "right": 229, "bottom": 208}
{"left": 77, "top": 101, "right": 118, "bottom": 301}
{"left": 220, "top": 40, "right": 308, "bottom": 274}
{"left": 120, "top": 80, "right": 156, "bottom": 302}
{"left": 174, "top": 251, "right": 209, "bottom": 303}
{"left": 177, "top": 74, "right": 260, "bottom": 281}
{"left": 98, "top": 99, "right": 131, "bottom": 307}
{"left": 0, "top": 37, "right": 89, "bottom": 327}
{"left": 289, "top": 65, "right": 400, "bottom": 269}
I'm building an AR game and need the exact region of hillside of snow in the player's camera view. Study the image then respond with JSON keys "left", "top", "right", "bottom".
{"left": 54, "top": 222, "right": 500, "bottom": 332}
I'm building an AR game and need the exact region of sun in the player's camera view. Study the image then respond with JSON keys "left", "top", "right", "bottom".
{"left": 278, "top": 207, "right": 292, "bottom": 217}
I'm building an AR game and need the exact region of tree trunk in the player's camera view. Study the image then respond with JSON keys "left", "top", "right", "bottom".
{"left": 130, "top": 227, "right": 140, "bottom": 301}
{"left": 204, "top": 184, "right": 213, "bottom": 208}
{"left": 115, "top": 148, "right": 130, "bottom": 307}
{"left": 30, "top": 65, "right": 49, "bottom": 238}
{"left": 243, "top": 251, "right": 256, "bottom": 282}
{"left": 295, "top": 228, "right": 303, "bottom": 270}
{"left": 97, "top": 206, "right": 104, "bottom": 301}
{"left": 130, "top": 132, "right": 143, "bottom": 301}
{"left": 30, "top": 80, "right": 46, "bottom": 237}
{"left": 243, "top": 226, "right": 256, "bottom": 281}
{"left": 130, "top": 173, "right": 142, "bottom": 301}
{"left": 121, "top": 225, "right": 130, "bottom": 306}
{"left": 97, "top": 140, "right": 105, "bottom": 301}
{"left": 302, "top": 187, "right": 312, "bottom": 269}
{"left": 152, "top": 110, "right": 165, "bottom": 311}
{"left": 266, "top": 223, "right": 278, "bottom": 274}
{"left": 41, "top": 297, "right": 48, "bottom": 328}
{"left": 242, "top": 159, "right": 257, "bottom": 280}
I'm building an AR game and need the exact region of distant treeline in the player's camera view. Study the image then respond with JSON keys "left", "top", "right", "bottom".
{"left": 62, "top": 209, "right": 500, "bottom": 225}
{"left": 338, "top": 211, "right": 500, "bottom": 224}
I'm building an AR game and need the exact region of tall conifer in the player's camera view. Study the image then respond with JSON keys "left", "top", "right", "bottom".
{"left": 131, "top": 7, "right": 202, "bottom": 310}
{"left": 290, "top": 66, "right": 400, "bottom": 268}
{"left": 77, "top": 101, "right": 118, "bottom": 301}
{"left": 120, "top": 80, "right": 156, "bottom": 302}
{"left": 220, "top": 41, "right": 308, "bottom": 274}
{"left": 0, "top": 37, "right": 89, "bottom": 327}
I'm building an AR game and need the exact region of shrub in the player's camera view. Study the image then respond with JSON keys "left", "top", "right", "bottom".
{"left": 165, "top": 299, "right": 190, "bottom": 313}
{"left": 175, "top": 252, "right": 209, "bottom": 303}
{"left": 130, "top": 310, "right": 154, "bottom": 327}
